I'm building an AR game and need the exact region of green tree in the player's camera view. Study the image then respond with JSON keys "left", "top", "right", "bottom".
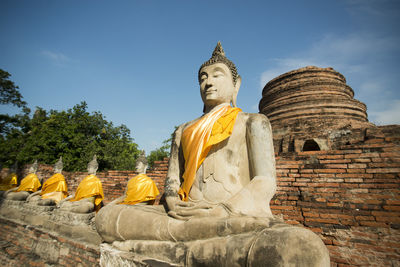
{"left": 0, "top": 102, "right": 140, "bottom": 171}
{"left": 0, "top": 69, "right": 28, "bottom": 136}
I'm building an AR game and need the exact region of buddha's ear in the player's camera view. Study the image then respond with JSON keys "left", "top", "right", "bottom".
{"left": 232, "top": 76, "right": 241, "bottom": 107}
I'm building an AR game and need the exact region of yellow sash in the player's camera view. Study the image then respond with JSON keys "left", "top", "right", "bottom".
{"left": 40, "top": 173, "right": 68, "bottom": 201}
{"left": 0, "top": 173, "right": 18, "bottom": 191}
{"left": 178, "top": 105, "right": 241, "bottom": 201}
{"left": 70, "top": 174, "right": 104, "bottom": 211}
{"left": 120, "top": 173, "right": 160, "bottom": 205}
{"left": 16, "top": 173, "right": 41, "bottom": 192}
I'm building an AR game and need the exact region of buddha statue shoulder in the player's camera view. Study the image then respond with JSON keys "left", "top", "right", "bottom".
{"left": 58, "top": 155, "right": 104, "bottom": 213}
{"left": 95, "top": 42, "right": 330, "bottom": 266}
{"left": 27, "top": 157, "right": 68, "bottom": 206}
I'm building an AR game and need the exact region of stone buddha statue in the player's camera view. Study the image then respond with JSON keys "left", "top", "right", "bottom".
{"left": 58, "top": 155, "right": 104, "bottom": 213}
{"left": 108, "top": 150, "right": 159, "bottom": 206}
{"left": 0, "top": 162, "right": 18, "bottom": 191}
{"left": 27, "top": 157, "right": 68, "bottom": 206}
{"left": 4, "top": 160, "right": 41, "bottom": 201}
{"left": 96, "top": 42, "right": 329, "bottom": 266}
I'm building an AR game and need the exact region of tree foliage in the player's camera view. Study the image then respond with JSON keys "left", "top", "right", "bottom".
{"left": 0, "top": 102, "right": 140, "bottom": 171}
{"left": 0, "top": 69, "right": 28, "bottom": 136}
{"left": 0, "top": 69, "right": 26, "bottom": 108}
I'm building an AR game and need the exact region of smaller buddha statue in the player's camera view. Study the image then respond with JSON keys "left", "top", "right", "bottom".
{"left": 0, "top": 162, "right": 18, "bottom": 191}
{"left": 58, "top": 155, "right": 104, "bottom": 213}
{"left": 27, "top": 157, "right": 68, "bottom": 206}
{"left": 4, "top": 160, "right": 41, "bottom": 201}
{"left": 109, "top": 151, "right": 159, "bottom": 206}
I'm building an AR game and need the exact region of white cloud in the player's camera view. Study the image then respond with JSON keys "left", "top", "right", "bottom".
{"left": 41, "top": 50, "right": 71, "bottom": 65}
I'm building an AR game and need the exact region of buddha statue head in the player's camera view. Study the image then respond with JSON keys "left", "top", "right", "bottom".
{"left": 135, "top": 150, "right": 148, "bottom": 174}
{"left": 198, "top": 42, "right": 241, "bottom": 112}
{"left": 87, "top": 155, "right": 98, "bottom": 175}
{"left": 28, "top": 160, "right": 38, "bottom": 174}
{"left": 54, "top": 157, "right": 63, "bottom": 174}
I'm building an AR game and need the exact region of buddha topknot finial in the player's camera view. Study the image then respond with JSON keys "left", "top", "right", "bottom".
{"left": 199, "top": 41, "right": 239, "bottom": 85}
{"left": 212, "top": 41, "right": 225, "bottom": 57}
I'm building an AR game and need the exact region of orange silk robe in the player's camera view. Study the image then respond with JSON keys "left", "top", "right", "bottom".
{"left": 69, "top": 174, "right": 104, "bottom": 211}
{"left": 120, "top": 173, "right": 160, "bottom": 205}
{"left": 0, "top": 173, "right": 18, "bottom": 191}
{"left": 178, "top": 105, "right": 241, "bottom": 201}
{"left": 40, "top": 173, "right": 68, "bottom": 202}
{"left": 16, "top": 173, "right": 41, "bottom": 192}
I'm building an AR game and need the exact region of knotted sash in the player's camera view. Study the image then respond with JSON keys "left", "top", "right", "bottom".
{"left": 17, "top": 173, "right": 41, "bottom": 192}
{"left": 40, "top": 173, "right": 68, "bottom": 202}
{"left": 178, "top": 105, "right": 241, "bottom": 201}
{"left": 119, "top": 173, "right": 160, "bottom": 205}
{"left": 69, "top": 174, "right": 104, "bottom": 211}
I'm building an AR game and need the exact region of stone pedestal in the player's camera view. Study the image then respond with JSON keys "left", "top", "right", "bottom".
{"left": 0, "top": 198, "right": 101, "bottom": 245}
{"left": 99, "top": 223, "right": 330, "bottom": 267}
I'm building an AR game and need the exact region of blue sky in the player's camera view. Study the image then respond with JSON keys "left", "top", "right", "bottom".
{"left": 1, "top": 0, "right": 399, "bottom": 153}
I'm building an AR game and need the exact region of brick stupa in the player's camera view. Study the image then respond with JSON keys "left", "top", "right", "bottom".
{"left": 259, "top": 66, "right": 375, "bottom": 153}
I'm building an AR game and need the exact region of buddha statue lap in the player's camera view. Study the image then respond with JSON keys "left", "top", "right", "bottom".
{"left": 4, "top": 160, "right": 41, "bottom": 201}
{"left": 108, "top": 151, "right": 160, "bottom": 206}
{"left": 58, "top": 155, "right": 104, "bottom": 213}
{"left": 95, "top": 42, "right": 330, "bottom": 266}
{"left": 27, "top": 157, "right": 68, "bottom": 206}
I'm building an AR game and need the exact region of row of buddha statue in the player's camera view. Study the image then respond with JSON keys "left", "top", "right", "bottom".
{"left": 0, "top": 151, "right": 160, "bottom": 214}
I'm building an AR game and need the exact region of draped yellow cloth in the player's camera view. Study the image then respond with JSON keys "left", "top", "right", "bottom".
{"left": 69, "top": 174, "right": 104, "bottom": 211}
{"left": 40, "top": 173, "right": 68, "bottom": 202}
{"left": 120, "top": 173, "right": 160, "bottom": 205}
{"left": 0, "top": 173, "right": 18, "bottom": 191}
{"left": 178, "top": 105, "right": 241, "bottom": 201}
{"left": 16, "top": 173, "right": 41, "bottom": 192}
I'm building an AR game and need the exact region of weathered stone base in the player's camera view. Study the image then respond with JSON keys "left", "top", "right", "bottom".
{"left": 100, "top": 243, "right": 179, "bottom": 267}
{"left": 0, "top": 197, "right": 101, "bottom": 266}
{"left": 0, "top": 198, "right": 101, "bottom": 244}
{"left": 101, "top": 223, "right": 330, "bottom": 267}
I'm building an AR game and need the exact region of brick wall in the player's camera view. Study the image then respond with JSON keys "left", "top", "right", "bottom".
{"left": 0, "top": 217, "right": 99, "bottom": 266}
{"left": 272, "top": 132, "right": 400, "bottom": 266}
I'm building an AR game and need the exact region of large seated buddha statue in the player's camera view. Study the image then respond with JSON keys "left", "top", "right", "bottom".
{"left": 0, "top": 162, "right": 18, "bottom": 191}
{"left": 27, "top": 157, "right": 68, "bottom": 206}
{"left": 58, "top": 155, "right": 104, "bottom": 213}
{"left": 4, "top": 160, "right": 41, "bottom": 201}
{"left": 108, "top": 150, "right": 159, "bottom": 206}
{"left": 96, "top": 42, "right": 330, "bottom": 266}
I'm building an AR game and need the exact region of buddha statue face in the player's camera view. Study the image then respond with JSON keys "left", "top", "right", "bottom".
{"left": 29, "top": 160, "right": 38, "bottom": 174}
{"left": 87, "top": 155, "right": 98, "bottom": 175}
{"left": 199, "top": 63, "right": 238, "bottom": 108}
{"left": 135, "top": 160, "right": 147, "bottom": 174}
{"left": 54, "top": 157, "right": 63, "bottom": 173}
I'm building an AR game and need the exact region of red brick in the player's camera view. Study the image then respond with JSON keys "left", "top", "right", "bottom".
{"left": 366, "top": 168, "right": 400, "bottom": 173}
{"left": 314, "top": 169, "right": 346, "bottom": 173}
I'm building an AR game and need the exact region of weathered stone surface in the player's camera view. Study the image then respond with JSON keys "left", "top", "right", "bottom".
{"left": 0, "top": 198, "right": 101, "bottom": 245}
{"left": 103, "top": 223, "right": 329, "bottom": 267}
